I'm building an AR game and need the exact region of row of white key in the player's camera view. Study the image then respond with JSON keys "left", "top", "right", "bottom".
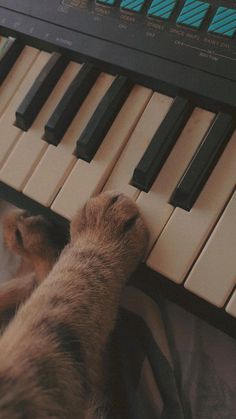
{"left": 52, "top": 91, "right": 171, "bottom": 219}
{"left": 0, "top": 46, "right": 39, "bottom": 116}
{"left": 23, "top": 72, "right": 115, "bottom": 207}
{"left": 147, "top": 129, "right": 236, "bottom": 284}
{"left": 0, "top": 51, "right": 52, "bottom": 167}
{"left": 0, "top": 53, "right": 82, "bottom": 190}
{"left": 51, "top": 85, "right": 153, "bottom": 219}
{"left": 185, "top": 188, "right": 236, "bottom": 308}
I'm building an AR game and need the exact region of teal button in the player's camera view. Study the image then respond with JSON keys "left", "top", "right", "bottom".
{"left": 120, "top": 0, "right": 146, "bottom": 12}
{"left": 148, "top": 0, "right": 178, "bottom": 20}
{"left": 97, "top": 0, "right": 115, "bottom": 4}
{"left": 208, "top": 7, "right": 236, "bottom": 38}
{"left": 177, "top": 0, "right": 210, "bottom": 29}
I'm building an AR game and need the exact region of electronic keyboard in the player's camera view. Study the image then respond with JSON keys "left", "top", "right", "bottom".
{"left": 0, "top": 0, "right": 235, "bottom": 338}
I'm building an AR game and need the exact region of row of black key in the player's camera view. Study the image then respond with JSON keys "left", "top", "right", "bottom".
{"left": 0, "top": 37, "right": 24, "bottom": 86}
{"left": 44, "top": 63, "right": 100, "bottom": 145}
{"left": 75, "top": 75, "right": 133, "bottom": 162}
{"left": 171, "top": 113, "right": 236, "bottom": 210}
{"left": 15, "top": 53, "right": 69, "bottom": 131}
{"left": 9, "top": 47, "right": 236, "bottom": 212}
{"left": 132, "top": 96, "right": 194, "bottom": 192}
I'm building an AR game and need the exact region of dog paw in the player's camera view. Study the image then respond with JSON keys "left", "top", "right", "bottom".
{"left": 71, "top": 192, "right": 149, "bottom": 273}
{"left": 3, "top": 210, "right": 66, "bottom": 261}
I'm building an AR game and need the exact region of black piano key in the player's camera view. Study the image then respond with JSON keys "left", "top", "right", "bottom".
{"left": 43, "top": 64, "right": 100, "bottom": 145}
{"left": 75, "top": 76, "right": 133, "bottom": 162}
{"left": 131, "top": 96, "right": 193, "bottom": 192}
{"left": 170, "top": 112, "right": 236, "bottom": 211}
{"left": 15, "top": 52, "right": 69, "bottom": 131}
{"left": 0, "top": 37, "right": 23, "bottom": 86}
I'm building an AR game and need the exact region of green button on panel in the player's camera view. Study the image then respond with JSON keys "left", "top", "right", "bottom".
{"left": 177, "top": 0, "right": 210, "bottom": 29}
{"left": 208, "top": 7, "right": 236, "bottom": 38}
{"left": 96, "top": 0, "right": 116, "bottom": 5}
{"left": 120, "top": 0, "right": 146, "bottom": 12}
{"left": 147, "top": 0, "right": 178, "bottom": 20}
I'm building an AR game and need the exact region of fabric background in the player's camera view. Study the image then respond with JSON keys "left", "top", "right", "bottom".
{"left": 113, "top": 280, "right": 236, "bottom": 419}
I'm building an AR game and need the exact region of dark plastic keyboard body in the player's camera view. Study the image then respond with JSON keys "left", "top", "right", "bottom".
{"left": 0, "top": 0, "right": 235, "bottom": 112}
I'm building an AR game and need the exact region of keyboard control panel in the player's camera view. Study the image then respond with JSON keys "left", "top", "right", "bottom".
{"left": 0, "top": 0, "right": 235, "bottom": 109}
{"left": 95, "top": 0, "right": 236, "bottom": 39}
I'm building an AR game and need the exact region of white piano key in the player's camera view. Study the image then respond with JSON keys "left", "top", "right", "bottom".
{"left": 0, "top": 46, "right": 39, "bottom": 116}
{"left": 51, "top": 85, "right": 152, "bottom": 219}
{"left": 0, "top": 36, "right": 6, "bottom": 49}
{"left": 226, "top": 289, "right": 236, "bottom": 318}
{"left": 103, "top": 92, "right": 173, "bottom": 198}
{"left": 0, "top": 51, "right": 52, "bottom": 167}
{"left": 137, "top": 108, "right": 215, "bottom": 248}
{"left": 0, "top": 61, "right": 80, "bottom": 191}
{"left": 23, "top": 72, "right": 114, "bottom": 206}
{"left": 147, "top": 129, "right": 236, "bottom": 283}
{"left": 185, "top": 190, "right": 236, "bottom": 307}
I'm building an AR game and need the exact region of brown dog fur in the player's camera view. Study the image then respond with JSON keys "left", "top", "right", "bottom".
{"left": 0, "top": 210, "right": 67, "bottom": 322}
{"left": 0, "top": 192, "right": 149, "bottom": 418}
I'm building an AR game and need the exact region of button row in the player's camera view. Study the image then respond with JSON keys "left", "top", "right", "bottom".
{"left": 176, "top": 0, "right": 210, "bottom": 29}
{"left": 97, "top": 0, "right": 236, "bottom": 38}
